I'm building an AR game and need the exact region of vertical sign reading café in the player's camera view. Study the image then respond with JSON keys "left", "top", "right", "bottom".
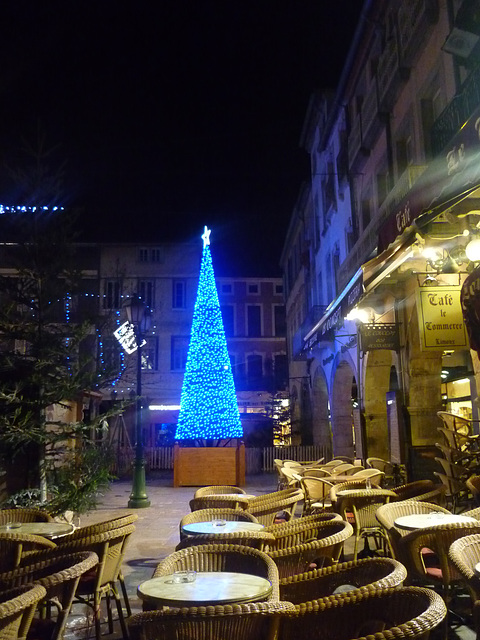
{"left": 416, "top": 285, "right": 467, "bottom": 351}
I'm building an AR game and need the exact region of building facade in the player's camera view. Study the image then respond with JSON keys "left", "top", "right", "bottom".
{"left": 282, "top": 0, "right": 480, "bottom": 476}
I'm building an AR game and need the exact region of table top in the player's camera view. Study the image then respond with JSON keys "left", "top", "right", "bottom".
{"left": 394, "top": 513, "right": 477, "bottom": 530}
{"left": 182, "top": 521, "right": 264, "bottom": 535}
{"left": 138, "top": 571, "right": 273, "bottom": 607}
{"left": 0, "top": 521, "right": 75, "bottom": 539}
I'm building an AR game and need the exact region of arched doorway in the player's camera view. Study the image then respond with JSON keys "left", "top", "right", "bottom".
{"left": 331, "top": 360, "right": 356, "bottom": 457}
{"left": 311, "top": 365, "right": 331, "bottom": 451}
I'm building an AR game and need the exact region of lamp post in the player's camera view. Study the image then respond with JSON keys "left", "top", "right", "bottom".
{"left": 124, "top": 294, "right": 151, "bottom": 508}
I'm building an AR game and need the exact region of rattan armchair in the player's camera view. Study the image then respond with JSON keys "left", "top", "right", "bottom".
{"left": 265, "top": 518, "right": 352, "bottom": 552}
{"left": 392, "top": 479, "right": 446, "bottom": 506}
{"left": 336, "top": 488, "right": 397, "bottom": 561}
{"left": 279, "top": 556, "right": 407, "bottom": 604}
{"left": 189, "top": 495, "right": 250, "bottom": 511}
{"left": 399, "top": 521, "right": 480, "bottom": 597}
{"left": 297, "top": 476, "right": 333, "bottom": 514}
{"left": 194, "top": 485, "right": 246, "bottom": 497}
{"left": 264, "top": 512, "right": 342, "bottom": 540}
{"left": 279, "top": 586, "right": 446, "bottom": 640}
{"left": 0, "top": 550, "right": 99, "bottom": 640}
{"left": 449, "top": 533, "right": 480, "bottom": 602}
{"left": 376, "top": 500, "right": 451, "bottom": 564}
{"left": 247, "top": 489, "right": 304, "bottom": 526}
{"left": 153, "top": 543, "right": 280, "bottom": 602}
{"left": 42, "top": 523, "right": 136, "bottom": 640}
{"left": 0, "top": 534, "right": 57, "bottom": 572}
{"left": 0, "top": 509, "right": 53, "bottom": 525}
{"left": 0, "top": 584, "right": 47, "bottom": 640}
{"left": 128, "top": 601, "right": 296, "bottom": 640}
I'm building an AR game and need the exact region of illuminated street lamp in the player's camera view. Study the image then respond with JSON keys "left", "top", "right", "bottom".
{"left": 124, "top": 294, "right": 151, "bottom": 508}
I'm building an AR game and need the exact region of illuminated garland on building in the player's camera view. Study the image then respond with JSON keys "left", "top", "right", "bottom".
{"left": 175, "top": 226, "right": 243, "bottom": 441}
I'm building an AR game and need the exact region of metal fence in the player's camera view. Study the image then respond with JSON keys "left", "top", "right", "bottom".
{"left": 113, "top": 444, "right": 330, "bottom": 476}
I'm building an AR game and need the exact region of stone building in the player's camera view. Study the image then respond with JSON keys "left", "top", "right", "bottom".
{"left": 281, "top": 0, "right": 480, "bottom": 477}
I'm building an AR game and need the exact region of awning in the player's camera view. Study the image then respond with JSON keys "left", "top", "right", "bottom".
{"left": 304, "top": 268, "right": 363, "bottom": 350}
{"left": 379, "top": 104, "right": 480, "bottom": 252}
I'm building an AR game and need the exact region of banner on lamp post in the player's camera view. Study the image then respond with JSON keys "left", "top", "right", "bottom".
{"left": 416, "top": 285, "right": 468, "bottom": 351}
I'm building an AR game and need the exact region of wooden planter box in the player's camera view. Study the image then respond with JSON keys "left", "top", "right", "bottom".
{"left": 173, "top": 442, "right": 245, "bottom": 487}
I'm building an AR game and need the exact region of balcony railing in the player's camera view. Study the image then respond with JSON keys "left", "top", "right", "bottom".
{"left": 431, "top": 64, "right": 480, "bottom": 156}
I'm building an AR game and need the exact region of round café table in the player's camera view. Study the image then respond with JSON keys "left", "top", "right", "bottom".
{"left": 0, "top": 521, "right": 74, "bottom": 539}
{"left": 182, "top": 521, "right": 264, "bottom": 536}
{"left": 394, "top": 513, "right": 477, "bottom": 531}
{"left": 138, "top": 571, "right": 273, "bottom": 607}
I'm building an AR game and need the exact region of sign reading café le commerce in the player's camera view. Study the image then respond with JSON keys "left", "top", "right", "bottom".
{"left": 416, "top": 285, "right": 468, "bottom": 351}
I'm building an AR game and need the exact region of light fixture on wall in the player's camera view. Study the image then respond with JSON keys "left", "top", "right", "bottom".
{"left": 465, "top": 237, "right": 480, "bottom": 262}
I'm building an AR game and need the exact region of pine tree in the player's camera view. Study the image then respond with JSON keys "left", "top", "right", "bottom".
{"left": 175, "top": 227, "right": 243, "bottom": 443}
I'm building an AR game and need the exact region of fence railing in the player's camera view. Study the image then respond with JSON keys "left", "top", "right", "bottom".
{"left": 112, "top": 444, "right": 330, "bottom": 477}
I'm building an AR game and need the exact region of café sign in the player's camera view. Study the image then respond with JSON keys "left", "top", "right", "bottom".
{"left": 359, "top": 323, "right": 399, "bottom": 352}
{"left": 416, "top": 285, "right": 467, "bottom": 351}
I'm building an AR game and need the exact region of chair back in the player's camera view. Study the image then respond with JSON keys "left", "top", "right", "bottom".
{"left": 153, "top": 543, "right": 280, "bottom": 601}
{"left": 194, "top": 485, "right": 246, "bottom": 497}
{"left": 279, "top": 586, "right": 446, "bottom": 640}
{"left": 128, "top": 601, "right": 295, "bottom": 640}
{"left": 189, "top": 495, "right": 249, "bottom": 511}
{"left": 400, "top": 521, "right": 480, "bottom": 590}
{"left": 437, "top": 411, "right": 472, "bottom": 436}
{"left": 299, "top": 476, "right": 333, "bottom": 514}
{"left": 247, "top": 489, "right": 304, "bottom": 525}
{"left": 175, "top": 529, "right": 275, "bottom": 552}
{"left": 279, "top": 556, "right": 407, "bottom": 604}
{"left": 349, "top": 468, "right": 384, "bottom": 483}
{"left": 0, "top": 551, "right": 98, "bottom": 640}
{"left": 0, "top": 584, "right": 47, "bottom": 640}
{"left": 329, "top": 463, "right": 355, "bottom": 476}
{"left": 58, "top": 513, "right": 139, "bottom": 543}
{"left": 0, "top": 509, "right": 53, "bottom": 525}
{"left": 449, "top": 533, "right": 480, "bottom": 601}
{"left": 266, "top": 518, "right": 352, "bottom": 551}
{"left": 0, "top": 533, "right": 57, "bottom": 572}
{"left": 366, "top": 457, "right": 394, "bottom": 474}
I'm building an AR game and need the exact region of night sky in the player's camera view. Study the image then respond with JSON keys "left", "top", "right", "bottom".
{"left": 0, "top": 2, "right": 362, "bottom": 276}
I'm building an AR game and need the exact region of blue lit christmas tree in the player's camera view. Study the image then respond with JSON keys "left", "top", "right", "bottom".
{"left": 175, "top": 226, "right": 243, "bottom": 442}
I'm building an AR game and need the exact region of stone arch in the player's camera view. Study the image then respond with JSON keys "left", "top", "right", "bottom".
{"left": 331, "top": 359, "right": 356, "bottom": 457}
{"left": 363, "top": 349, "right": 396, "bottom": 459}
{"left": 311, "top": 365, "right": 331, "bottom": 450}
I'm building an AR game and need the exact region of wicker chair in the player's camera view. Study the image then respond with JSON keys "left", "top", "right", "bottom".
{"left": 392, "top": 479, "right": 446, "bottom": 506}
{"left": 0, "top": 584, "right": 47, "bottom": 640}
{"left": 297, "top": 476, "right": 333, "bottom": 514}
{"left": 265, "top": 518, "right": 352, "bottom": 553}
{"left": 399, "top": 521, "right": 480, "bottom": 598}
{"left": 336, "top": 488, "right": 397, "bottom": 561}
{"left": 264, "top": 512, "right": 342, "bottom": 540}
{"left": 279, "top": 556, "right": 407, "bottom": 604}
{"left": 189, "top": 495, "right": 250, "bottom": 511}
{"left": 267, "top": 524, "right": 353, "bottom": 580}
{"left": 194, "top": 485, "right": 246, "bottom": 497}
{"left": 128, "top": 601, "right": 296, "bottom": 640}
{"left": 247, "top": 489, "right": 304, "bottom": 525}
{"left": 0, "top": 509, "right": 53, "bottom": 525}
{"left": 330, "top": 479, "right": 382, "bottom": 512}
{"left": 449, "top": 533, "right": 480, "bottom": 603}
{"left": 175, "top": 529, "right": 276, "bottom": 552}
{"left": 0, "top": 534, "right": 57, "bottom": 572}
{"left": 54, "top": 513, "right": 138, "bottom": 616}
{"left": 38, "top": 523, "right": 136, "bottom": 640}
{"left": 0, "top": 550, "right": 99, "bottom": 640}
{"left": 279, "top": 586, "right": 446, "bottom": 640}
{"left": 153, "top": 543, "right": 280, "bottom": 602}
{"left": 467, "top": 475, "right": 480, "bottom": 506}
{"left": 376, "top": 500, "right": 451, "bottom": 564}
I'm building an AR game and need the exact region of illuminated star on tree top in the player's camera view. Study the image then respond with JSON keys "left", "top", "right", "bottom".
{"left": 201, "top": 225, "right": 211, "bottom": 248}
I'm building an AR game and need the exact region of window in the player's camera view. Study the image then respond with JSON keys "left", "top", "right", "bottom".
{"left": 102, "top": 337, "right": 122, "bottom": 371}
{"left": 221, "top": 304, "right": 235, "bottom": 337}
{"left": 248, "top": 283, "right": 259, "bottom": 294}
{"left": 142, "top": 336, "right": 158, "bottom": 371}
{"left": 103, "top": 280, "right": 121, "bottom": 309}
{"left": 151, "top": 248, "right": 163, "bottom": 263}
{"left": 274, "top": 354, "right": 288, "bottom": 389}
{"left": 361, "top": 198, "right": 371, "bottom": 230}
{"left": 274, "top": 305, "right": 286, "bottom": 337}
{"left": 171, "top": 336, "right": 189, "bottom": 371}
{"left": 247, "top": 354, "right": 263, "bottom": 383}
{"left": 139, "top": 248, "right": 149, "bottom": 263}
{"left": 138, "top": 280, "right": 154, "bottom": 308}
{"left": 172, "top": 279, "right": 186, "bottom": 309}
{"left": 396, "top": 137, "right": 412, "bottom": 176}
{"left": 221, "top": 283, "right": 232, "bottom": 294}
{"left": 275, "top": 284, "right": 283, "bottom": 295}
{"left": 247, "top": 305, "right": 261, "bottom": 337}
